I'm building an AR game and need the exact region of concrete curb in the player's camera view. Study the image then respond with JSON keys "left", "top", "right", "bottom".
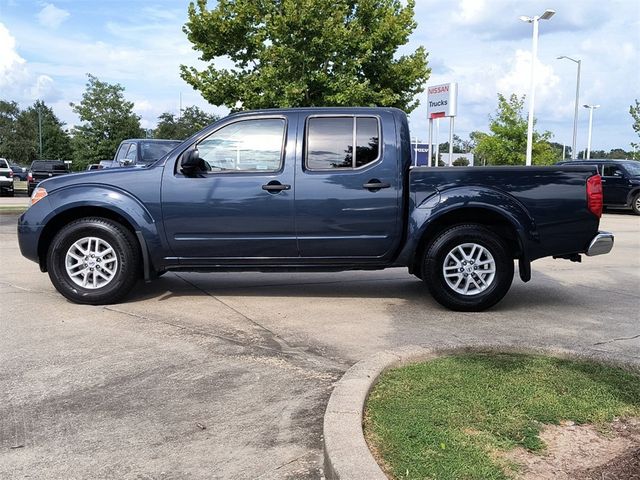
{"left": 322, "top": 343, "right": 640, "bottom": 480}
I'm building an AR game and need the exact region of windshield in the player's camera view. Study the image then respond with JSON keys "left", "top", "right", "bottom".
{"left": 140, "top": 142, "right": 181, "bottom": 163}
{"left": 623, "top": 162, "right": 640, "bottom": 176}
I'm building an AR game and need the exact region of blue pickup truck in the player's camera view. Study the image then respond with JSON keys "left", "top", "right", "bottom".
{"left": 18, "top": 107, "right": 613, "bottom": 311}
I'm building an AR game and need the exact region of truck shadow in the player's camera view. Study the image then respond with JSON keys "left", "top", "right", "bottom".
{"left": 125, "top": 269, "right": 596, "bottom": 312}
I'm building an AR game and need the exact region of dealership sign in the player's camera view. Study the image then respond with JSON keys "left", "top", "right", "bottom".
{"left": 427, "top": 83, "right": 458, "bottom": 118}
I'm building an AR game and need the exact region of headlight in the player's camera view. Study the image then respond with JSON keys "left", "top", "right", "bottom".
{"left": 31, "top": 187, "right": 48, "bottom": 206}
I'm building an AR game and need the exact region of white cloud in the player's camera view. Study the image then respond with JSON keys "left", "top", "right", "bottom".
{"left": 497, "top": 49, "right": 560, "bottom": 101}
{"left": 0, "top": 22, "right": 60, "bottom": 103}
{"left": 0, "top": 22, "right": 28, "bottom": 89}
{"left": 37, "top": 3, "right": 70, "bottom": 29}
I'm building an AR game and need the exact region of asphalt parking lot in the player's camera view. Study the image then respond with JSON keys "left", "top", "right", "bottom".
{"left": 1, "top": 211, "right": 639, "bottom": 479}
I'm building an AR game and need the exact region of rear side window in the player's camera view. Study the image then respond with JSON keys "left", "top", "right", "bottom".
{"left": 306, "top": 116, "right": 380, "bottom": 170}
{"left": 0, "top": 159, "right": 8, "bottom": 168}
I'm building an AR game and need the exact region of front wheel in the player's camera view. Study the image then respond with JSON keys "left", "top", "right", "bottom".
{"left": 47, "top": 217, "right": 141, "bottom": 304}
{"left": 422, "top": 224, "right": 514, "bottom": 311}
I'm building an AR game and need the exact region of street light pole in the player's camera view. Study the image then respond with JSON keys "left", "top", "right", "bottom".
{"left": 557, "top": 56, "right": 581, "bottom": 159}
{"left": 583, "top": 104, "right": 600, "bottom": 160}
{"left": 519, "top": 9, "right": 555, "bottom": 166}
{"left": 37, "top": 104, "right": 43, "bottom": 159}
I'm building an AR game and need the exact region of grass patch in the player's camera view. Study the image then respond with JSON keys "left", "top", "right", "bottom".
{"left": 0, "top": 206, "right": 27, "bottom": 215}
{"left": 364, "top": 353, "right": 640, "bottom": 480}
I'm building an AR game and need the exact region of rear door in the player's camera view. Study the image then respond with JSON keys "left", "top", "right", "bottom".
{"left": 294, "top": 112, "right": 401, "bottom": 262}
{"left": 161, "top": 114, "right": 298, "bottom": 261}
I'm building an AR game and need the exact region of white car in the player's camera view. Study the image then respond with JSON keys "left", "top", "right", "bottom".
{"left": 0, "top": 158, "right": 15, "bottom": 196}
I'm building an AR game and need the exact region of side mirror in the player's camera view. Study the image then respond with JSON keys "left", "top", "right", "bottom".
{"left": 181, "top": 149, "right": 201, "bottom": 175}
{"left": 120, "top": 159, "right": 134, "bottom": 167}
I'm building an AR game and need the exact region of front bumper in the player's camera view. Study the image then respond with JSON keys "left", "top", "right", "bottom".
{"left": 585, "top": 231, "right": 614, "bottom": 256}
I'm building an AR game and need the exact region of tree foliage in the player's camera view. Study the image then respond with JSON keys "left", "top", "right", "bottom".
{"left": 70, "top": 74, "right": 143, "bottom": 170}
{"left": 0, "top": 100, "right": 70, "bottom": 165}
{"left": 473, "top": 94, "right": 556, "bottom": 166}
{"left": 180, "top": 0, "right": 429, "bottom": 112}
{"left": 630, "top": 99, "right": 640, "bottom": 156}
{"left": 154, "top": 106, "right": 219, "bottom": 140}
{"left": 0, "top": 100, "right": 24, "bottom": 163}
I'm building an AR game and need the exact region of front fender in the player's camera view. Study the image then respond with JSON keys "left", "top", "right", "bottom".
{"left": 25, "top": 184, "right": 165, "bottom": 271}
{"left": 398, "top": 186, "right": 538, "bottom": 267}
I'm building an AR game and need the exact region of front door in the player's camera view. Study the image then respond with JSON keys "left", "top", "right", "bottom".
{"left": 161, "top": 114, "right": 298, "bottom": 261}
{"left": 601, "top": 164, "right": 629, "bottom": 205}
{"left": 294, "top": 113, "right": 401, "bottom": 262}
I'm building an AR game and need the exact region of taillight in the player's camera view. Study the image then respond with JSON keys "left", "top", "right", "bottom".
{"left": 27, "top": 172, "right": 33, "bottom": 182}
{"left": 586, "top": 174, "right": 603, "bottom": 218}
{"left": 9, "top": 171, "right": 13, "bottom": 178}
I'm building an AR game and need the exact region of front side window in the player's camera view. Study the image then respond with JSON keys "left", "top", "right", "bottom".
{"left": 124, "top": 144, "right": 137, "bottom": 162}
{"left": 197, "top": 119, "right": 285, "bottom": 172}
{"left": 602, "top": 165, "right": 623, "bottom": 177}
{"left": 306, "top": 116, "right": 380, "bottom": 170}
{"left": 116, "top": 144, "right": 130, "bottom": 161}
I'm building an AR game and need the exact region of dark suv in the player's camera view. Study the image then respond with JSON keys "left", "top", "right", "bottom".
{"left": 558, "top": 160, "right": 640, "bottom": 215}
{"left": 28, "top": 160, "right": 70, "bottom": 196}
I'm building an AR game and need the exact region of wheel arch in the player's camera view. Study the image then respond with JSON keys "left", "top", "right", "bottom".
{"left": 410, "top": 206, "right": 530, "bottom": 282}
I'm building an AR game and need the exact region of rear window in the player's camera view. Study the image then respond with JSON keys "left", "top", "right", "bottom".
{"left": 140, "top": 142, "right": 181, "bottom": 163}
{"left": 0, "top": 159, "right": 8, "bottom": 168}
{"left": 31, "top": 161, "right": 68, "bottom": 171}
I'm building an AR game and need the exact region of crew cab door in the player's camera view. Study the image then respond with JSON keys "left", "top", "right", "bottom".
{"left": 294, "top": 113, "right": 401, "bottom": 261}
{"left": 161, "top": 114, "right": 297, "bottom": 261}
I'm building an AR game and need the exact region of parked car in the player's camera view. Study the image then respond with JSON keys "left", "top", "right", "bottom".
{"left": 0, "top": 158, "right": 14, "bottom": 196}
{"left": 18, "top": 107, "right": 613, "bottom": 311}
{"left": 27, "top": 160, "right": 70, "bottom": 196}
{"left": 107, "top": 139, "right": 182, "bottom": 168}
{"left": 558, "top": 159, "right": 640, "bottom": 215}
{"left": 10, "top": 165, "right": 28, "bottom": 181}
{"left": 98, "top": 160, "right": 114, "bottom": 169}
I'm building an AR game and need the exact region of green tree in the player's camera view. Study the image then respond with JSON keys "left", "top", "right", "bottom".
{"left": 473, "top": 94, "right": 556, "bottom": 166}
{"left": 0, "top": 100, "right": 27, "bottom": 164}
{"left": 453, "top": 156, "right": 469, "bottom": 166}
{"left": 0, "top": 100, "right": 69, "bottom": 165}
{"left": 70, "top": 74, "right": 143, "bottom": 170}
{"left": 630, "top": 99, "right": 640, "bottom": 155}
{"left": 180, "top": 0, "right": 429, "bottom": 112}
{"left": 154, "top": 105, "right": 219, "bottom": 140}
{"left": 21, "top": 101, "right": 71, "bottom": 161}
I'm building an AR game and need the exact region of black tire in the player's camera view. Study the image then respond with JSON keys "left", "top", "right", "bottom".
{"left": 632, "top": 192, "right": 640, "bottom": 216}
{"left": 422, "top": 224, "right": 514, "bottom": 311}
{"left": 47, "top": 217, "right": 141, "bottom": 305}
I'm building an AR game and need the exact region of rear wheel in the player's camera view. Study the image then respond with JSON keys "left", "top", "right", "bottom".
{"left": 632, "top": 192, "right": 640, "bottom": 215}
{"left": 422, "top": 224, "right": 514, "bottom": 311}
{"left": 47, "top": 217, "right": 141, "bottom": 304}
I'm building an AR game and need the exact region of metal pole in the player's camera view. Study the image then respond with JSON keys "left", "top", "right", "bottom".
{"left": 414, "top": 136, "right": 418, "bottom": 166}
{"left": 525, "top": 17, "right": 539, "bottom": 166}
{"left": 571, "top": 61, "right": 581, "bottom": 159}
{"left": 562, "top": 143, "right": 566, "bottom": 160}
{"left": 586, "top": 107, "right": 594, "bottom": 160}
{"left": 38, "top": 106, "right": 43, "bottom": 159}
{"left": 448, "top": 116, "right": 454, "bottom": 166}
{"left": 434, "top": 118, "right": 440, "bottom": 166}
{"left": 427, "top": 119, "right": 433, "bottom": 167}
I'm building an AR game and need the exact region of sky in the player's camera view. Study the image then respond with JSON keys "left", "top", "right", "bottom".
{"left": 1, "top": 0, "right": 639, "bottom": 152}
